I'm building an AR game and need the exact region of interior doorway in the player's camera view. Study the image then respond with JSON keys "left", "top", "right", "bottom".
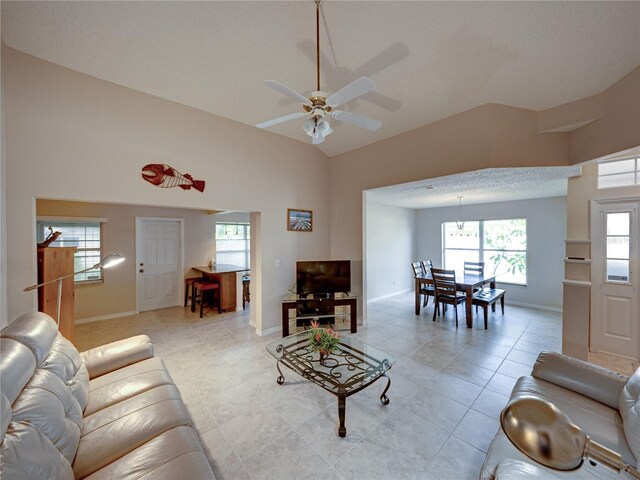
{"left": 591, "top": 199, "right": 640, "bottom": 361}
{"left": 136, "top": 217, "right": 183, "bottom": 312}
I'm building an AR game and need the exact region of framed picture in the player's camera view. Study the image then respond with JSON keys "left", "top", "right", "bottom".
{"left": 287, "top": 208, "right": 313, "bottom": 232}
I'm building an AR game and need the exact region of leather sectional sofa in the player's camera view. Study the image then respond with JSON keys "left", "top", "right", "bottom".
{"left": 0, "top": 312, "right": 215, "bottom": 479}
{"left": 481, "top": 351, "right": 639, "bottom": 479}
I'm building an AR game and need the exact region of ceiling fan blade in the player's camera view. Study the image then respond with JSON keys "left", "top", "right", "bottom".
{"left": 312, "top": 133, "right": 325, "bottom": 145}
{"left": 326, "top": 76, "right": 376, "bottom": 108}
{"left": 256, "top": 112, "right": 306, "bottom": 129}
{"left": 332, "top": 110, "right": 382, "bottom": 131}
{"left": 263, "top": 80, "right": 312, "bottom": 107}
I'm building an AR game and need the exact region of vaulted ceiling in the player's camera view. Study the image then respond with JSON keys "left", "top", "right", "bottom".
{"left": 2, "top": 1, "right": 639, "bottom": 157}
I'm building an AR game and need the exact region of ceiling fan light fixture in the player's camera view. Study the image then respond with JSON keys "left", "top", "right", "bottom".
{"left": 303, "top": 116, "right": 333, "bottom": 139}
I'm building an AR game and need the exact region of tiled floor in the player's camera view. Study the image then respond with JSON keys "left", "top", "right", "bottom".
{"left": 76, "top": 292, "right": 565, "bottom": 480}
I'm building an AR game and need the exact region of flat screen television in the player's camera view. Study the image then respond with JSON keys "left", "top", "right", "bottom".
{"left": 296, "top": 260, "right": 351, "bottom": 296}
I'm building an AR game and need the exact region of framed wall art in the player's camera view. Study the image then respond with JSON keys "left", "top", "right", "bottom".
{"left": 287, "top": 209, "right": 312, "bottom": 232}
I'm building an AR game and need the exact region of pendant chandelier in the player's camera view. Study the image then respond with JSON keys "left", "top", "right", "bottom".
{"left": 456, "top": 196, "right": 465, "bottom": 231}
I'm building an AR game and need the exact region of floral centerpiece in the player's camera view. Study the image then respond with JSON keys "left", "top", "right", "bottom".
{"left": 308, "top": 320, "right": 340, "bottom": 360}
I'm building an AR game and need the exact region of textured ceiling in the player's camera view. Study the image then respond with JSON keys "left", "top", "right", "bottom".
{"left": 2, "top": 1, "right": 639, "bottom": 157}
{"left": 366, "top": 166, "right": 583, "bottom": 209}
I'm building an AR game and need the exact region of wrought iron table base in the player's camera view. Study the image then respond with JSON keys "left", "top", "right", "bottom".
{"left": 275, "top": 359, "right": 391, "bottom": 438}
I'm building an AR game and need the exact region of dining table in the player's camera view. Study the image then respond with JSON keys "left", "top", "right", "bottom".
{"left": 415, "top": 272, "right": 496, "bottom": 328}
{"left": 192, "top": 264, "right": 249, "bottom": 312}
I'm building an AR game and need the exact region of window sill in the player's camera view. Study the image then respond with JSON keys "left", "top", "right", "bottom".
{"left": 76, "top": 280, "right": 104, "bottom": 287}
{"left": 495, "top": 281, "right": 527, "bottom": 287}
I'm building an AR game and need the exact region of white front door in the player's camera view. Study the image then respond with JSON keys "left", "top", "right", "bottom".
{"left": 137, "top": 218, "right": 182, "bottom": 312}
{"left": 593, "top": 201, "right": 639, "bottom": 361}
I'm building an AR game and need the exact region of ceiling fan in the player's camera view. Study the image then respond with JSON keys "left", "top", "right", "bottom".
{"left": 256, "top": 0, "right": 382, "bottom": 145}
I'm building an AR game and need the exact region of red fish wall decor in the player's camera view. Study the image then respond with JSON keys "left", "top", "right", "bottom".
{"left": 141, "top": 164, "right": 205, "bottom": 192}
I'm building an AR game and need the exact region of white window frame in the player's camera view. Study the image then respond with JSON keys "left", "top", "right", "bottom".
{"left": 215, "top": 222, "right": 250, "bottom": 269}
{"left": 442, "top": 218, "right": 528, "bottom": 286}
{"left": 598, "top": 156, "right": 639, "bottom": 189}
{"left": 36, "top": 217, "right": 106, "bottom": 284}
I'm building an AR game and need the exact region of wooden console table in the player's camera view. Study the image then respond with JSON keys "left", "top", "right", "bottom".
{"left": 281, "top": 295, "right": 357, "bottom": 337}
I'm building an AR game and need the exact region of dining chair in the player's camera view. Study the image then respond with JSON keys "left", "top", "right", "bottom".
{"left": 420, "top": 260, "right": 433, "bottom": 275}
{"left": 464, "top": 261, "right": 485, "bottom": 276}
{"left": 464, "top": 261, "right": 486, "bottom": 311}
{"left": 412, "top": 262, "right": 434, "bottom": 307}
{"left": 431, "top": 268, "right": 467, "bottom": 327}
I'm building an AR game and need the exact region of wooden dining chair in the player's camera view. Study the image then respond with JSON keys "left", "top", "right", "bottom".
{"left": 464, "top": 261, "right": 486, "bottom": 311}
{"left": 464, "top": 261, "right": 485, "bottom": 276}
{"left": 431, "top": 268, "right": 467, "bottom": 327}
{"left": 412, "top": 262, "right": 434, "bottom": 307}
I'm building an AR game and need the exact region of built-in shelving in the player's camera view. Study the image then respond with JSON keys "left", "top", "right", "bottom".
{"left": 562, "top": 279, "right": 592, "bottom": 287}
{"left": 564, "top": 258, "right": 591, "bottom": 264}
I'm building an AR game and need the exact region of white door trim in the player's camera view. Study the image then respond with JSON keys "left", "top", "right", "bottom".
{"left": 135, "top": 217, "right": 185, "bottom": 314}
{"left": 590, "top": 197, "right": 640, "bottom": 358}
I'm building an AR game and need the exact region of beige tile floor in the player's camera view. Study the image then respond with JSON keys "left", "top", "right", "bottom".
{"left": 75, "top": 293, "right": 574, "bottom": 480}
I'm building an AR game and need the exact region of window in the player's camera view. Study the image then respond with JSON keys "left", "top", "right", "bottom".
{"left": 598, "top": 157, "right": 639, "bottom": 189}
{"left": 216, "top": 223, "right": 250, "bottom": 269}
{"left": 36, "top": 219, "right": 103, "bottom": 283}
{"left": 604, "top": 211, "right": 631, "bottom": 283}
{"left": 442, "top": 218, "right": 527, "bottom": 285}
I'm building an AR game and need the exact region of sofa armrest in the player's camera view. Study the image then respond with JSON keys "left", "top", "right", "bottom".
{"left": 532, "top": 351, "right": 629, "bottom": 409}
{"left": 81, "top": 335, "right": 154, "bottom": 379}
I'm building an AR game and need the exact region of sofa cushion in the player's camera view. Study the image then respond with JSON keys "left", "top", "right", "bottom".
{"left": 81, "top": 335, "right": 154, "bottom": 379}
{"left": 0, "top": 338, "right": 36, "bottom": 404}
{"left": 1, "top": 312, "right": 58, "bottom": 365}
{"left": 0, "top": 420, "right": 74, "bottom": 480}
{"left": 83, "top": 426, "right": 215, "bottom": 480}
{"left": 73, "top": 384, "right": 193, "bottom": 478}
{"left": 619, "top": 369, "right": 640, "bottom": 467}
{"left": 40, "top": 333, "right": 90, "bottom": 410}
{"left": 1, "top": 394, "right": 11, "bottom": 443}
{"left": 495, "top": 459, "right": 561, "bottom": 479}
{"left": 511, "top": 376, "right": 635, "bottom": 465}
{"left": 84, "top": 356, "right": 175, "bottom": 416}
{"left": 11, "top": 369, "right": 83, "bottom": 464}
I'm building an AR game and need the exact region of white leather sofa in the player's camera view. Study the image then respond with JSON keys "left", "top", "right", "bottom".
{"left": 481, "top": 351, "right": 640, "bottom": 479}
{"left": 0, "top": 312, "right": 215, "bottom": 479}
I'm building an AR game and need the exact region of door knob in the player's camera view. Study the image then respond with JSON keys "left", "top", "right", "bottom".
{"left": 139, "top": 268, "right": 144, "bottom": 273}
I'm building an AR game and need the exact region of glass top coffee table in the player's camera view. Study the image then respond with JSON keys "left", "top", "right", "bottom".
{"left": 266, "top": 332, "right": 395, "bottom": 437}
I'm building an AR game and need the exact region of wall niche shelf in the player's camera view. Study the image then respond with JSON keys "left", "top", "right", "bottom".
{"left": 564, "top": 258, "right": 591, "bottom": 264}
{"left": 563, "top": 279, "right": 592, "bottom": 287}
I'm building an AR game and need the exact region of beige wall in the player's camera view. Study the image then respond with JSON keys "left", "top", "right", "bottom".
{"left": 3, "top": 47, "right": 331, "bottom": 333}
{"left": 36, "top": 199, "right": 231, "bottom": 321}
{"left": 569, "top": 68, "right": 640, "bottom": 165}
{"left": 329, "top": 68, "right": 640, "bottom": 302}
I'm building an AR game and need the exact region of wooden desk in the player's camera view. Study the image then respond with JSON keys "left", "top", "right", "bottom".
{"left": 281, "top": 296, "right": 357, "bottom": 337}
{"left": 192, "top": 264, "right": 249, "bottom": 312}
{"left": 415, "top": 272, "right": 496, "bottom": 328}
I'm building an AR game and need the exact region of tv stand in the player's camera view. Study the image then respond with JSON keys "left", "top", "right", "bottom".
{"left": 281, "top": 294, "right": 357, "bottom": 337}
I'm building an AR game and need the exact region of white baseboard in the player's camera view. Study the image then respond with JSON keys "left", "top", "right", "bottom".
{"left": 75, "top": 310, "right": 137, "bottom": 324}
{"left": 257, "top": 325, "right": 280, "bottom": 337}
{"left": 367, "top": 288, "right": 412, "bottom": 303}
{"left": 507, "top": 300, "right": 562, "bottom": 313}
